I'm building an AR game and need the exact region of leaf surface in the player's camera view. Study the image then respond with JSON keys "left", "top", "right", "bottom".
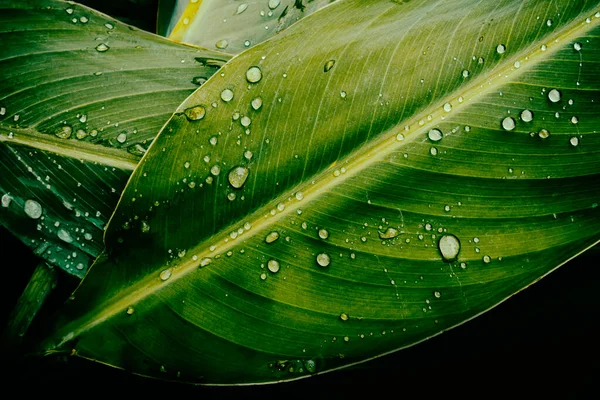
{"left": 0, "top": 0, "right": 229, "bottom": 276}
{"left": 47, "top": 0, "right": 600, "bottom": 383}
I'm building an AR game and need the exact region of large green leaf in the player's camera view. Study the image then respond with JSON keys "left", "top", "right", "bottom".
{"left": 0, "top": 0, "right": 229, "bottom": 277}
{"left": 168, "top": 0, "right": 337, "bottom": 54}
{"left": 45, "top": 0, "right": 600, "bottom": 384}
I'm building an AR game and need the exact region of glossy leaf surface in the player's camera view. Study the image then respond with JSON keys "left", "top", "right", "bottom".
{"left": 47, "top": 0, "right": 600, "bottom": 383}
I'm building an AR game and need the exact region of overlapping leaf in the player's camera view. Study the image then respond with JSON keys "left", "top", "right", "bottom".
{"left": 46, "top": 0, "right": 600, "bottom": 384}
{"left": 0, "top": 0, "right": 229, "bottom": 276}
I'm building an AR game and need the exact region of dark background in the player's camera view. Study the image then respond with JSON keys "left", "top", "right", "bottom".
{"left": 2, "top": 0, "right": 598, "bottom": 396}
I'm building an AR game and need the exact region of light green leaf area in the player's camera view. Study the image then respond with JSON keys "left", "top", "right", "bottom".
{"left": 0, "top": 0, "right": 229, "bottom": 276}
{"left": 169, "top": 0, "right": 336, "bottom": 54}
{"left": 48, "top": 0, "right": 600, "bottom": 383}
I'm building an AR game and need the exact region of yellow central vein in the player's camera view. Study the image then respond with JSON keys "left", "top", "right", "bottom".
{"left": 52, "top": 8, "right": 600, "bottom": 348}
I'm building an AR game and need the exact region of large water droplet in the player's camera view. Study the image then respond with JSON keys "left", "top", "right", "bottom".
{"left": 55, "top": 125, "right": 72, "bottom": 139}
{"left": 268, "top": 0, "right": 281, "bottom": 10}
{"left": 318, "top": 229, "right": 329, "bottom": 239}
{"left": 538, "top": 129, "right": 550, "bottom": 139}
{"left": 569, "top": 136, "right": 579, "bottom": 147}
{"left": 502, "top": 117, "right": 516, "bottom": 131}
{"left": 251, "top": 97, "right": 263, "bottom": 110}
{"left": 221, "top": 89, "right": 234, "bottom": 102}
{"left": 24, "top": 199, "right": 42, "bottom": 219}
{"left": 265, "top": 231, "right": 280, "bottom": 244}
{"left": 520, "top": 109, "right": 533, "bottom": 122}
{"left": 215, "top": 39, "right": 229, "bottom": 49}
{"left": 241, "top": 116, "right": 251, "bottom": 127}
{"left": 482, "top": 255, "right": 491, "bottom": 264}
{"left": 428, "top": 128, "right": 443, "bottom": 142}
{"left": 116, "top": 133, "right": 127, "bottom": 143}
{"left": 324, "top": 60, "right": 335, "bottom": 72}
{"left": 246, "top": 66, "right": 262, "bottom": 83}
{"left": 95, "top": 43, "right": 109, "bottom": 52}
{"left": 443, "top": 103, "right": 452, "bottom": 112}
{"left": 184, "top": 105, "right": 206, "bottom": 121}
{"left": 57, "top": 228, "right": 73, "bottom": 243}
{"left": 438, "top": 234, "right": 460, "bottom": 261}
{"left": 496, "top": 44, "right": 506, "bottom": 54}
{"left": 236, "top": 3, "right": 248, "bottom": 14}
{"left": 267, "top": 259, "right": 280, "bottom": 273}
{"left": 160, "top": 269, "right": 172, "bottom": 281}
{"left": 548, "top": 89, "right": 561, "bottom": 103}
{"left": 228, "top": 166, "right": 249, "bottom": 189}
{"left": 316, "top": 253, "right": 330, "bottom": 267}
{"left": 1, "top": 194, "right": 12, "bottom": 208}
{"left": 378, "top": 227, "right": 399, "bottom": 239}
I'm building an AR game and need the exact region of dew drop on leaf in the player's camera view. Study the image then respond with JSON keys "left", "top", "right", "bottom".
{"left": 24, "top": 199, "right": 42, "bottom": 219}
{"left": 267, "top": 259, "right": 280, "bottom": 273}
{"left": 502, "top": 117, "right": 516, "bottom": 131}
{"left": 443, "top": 103, "right": 452, "bottom": 112}
{"left": 251, "top": 97, "right": 263, "bottom": 110}
{"left": 318, "top": 229, "right": 329, "bottom": 239}
{"left": 1, "top": 194, "right": 12, "bottom": 208}
{"left": 548, "top": 89, "right": 561, "bottom": 103}
{"left": 57, "top": 228, "right": 73, "bottom": 243}
{"left": 246, "top": 66, "right": 262, "bottom": 83}
{"left": 324, "top": 60, "right": 335, "bottom": 72}
{"left": 538, "top": 129, "right": 550, "bottom": 139}
{"left": 496, "top": 44, "right": 506, "bottom": 54}
{"left": 116, "top": 133, "right": 127, "bottom": 143}
{"left": 570, "top": 137, "right": 579, "bottom": 147}
{"left": 268, "top": 0, "right": 281, "bottom": 10}
{"left": 55, "top": 125, "right": 72, "bottom": 139}
{"left": 520, "top": 109, "right": 533, "bottom": 122}
{"left": 241, "top": 116, "right": 251, "bottom": 127}
{"left": 428, "top": 128, "right": 443, "bottom": 142}
{"left": 573, "top": 42, "right": 582, "bottom": 51}
{"left": 462, "top": 70, "right": 470, "bottom": 78}
{"left": 160, "top": 269, "right": 172, "bottom": 281}
{"left": 265, "top": 231, "right": 280, "bottom": 244}
{"left": 221, "top": 89, "right": 234, "bottom": 102}
{"left": 570, "top": 116, "right": 579, "bottom": 124}
{"left": 215, "top": 39, "right": 229, "bottom": 49}
{"left": 434, "top": 291, "right": 442, "bottom": 298}
{"left": 438, "top": 234, "right": 460, "bottom": 261}
{"left": 184, "top": 105, "right": 206, "bottom": 121}
{"left": 210, "top": 165, "right": 221, "bottom": 176}
{"left": 340, "top": 313, "right": 349, "bottom": 321}
{"left": 228, "top": 166, "right": 249, "bottom": 189}
{"left": 126, "top": 307, "right": 135, "bottom": 315}
{"left": 95, "top": 43, "right": 109, "bottom": 52}
{"left": 316, "top": 253, "right": 331, "bottom": 267}
{"left": 378, "top": 227, "right": 399, "bottom": 239}
{"left": 483, "top": 255, "right": 491, "bottom": 263}
{"left": 243, "top": 150, "right": 253, "bottom": 160}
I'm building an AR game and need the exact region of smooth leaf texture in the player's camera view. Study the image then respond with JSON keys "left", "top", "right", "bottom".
{"left": 0, "top": 0, "right": 229, "bottom": 276}
{"left": 47, "top": 0, "right": 600, "bottom": 384}
{"left": 168, "top": 0, "right": 336, "bottom": 54}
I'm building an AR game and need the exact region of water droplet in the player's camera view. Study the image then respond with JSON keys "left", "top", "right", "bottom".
{"left": 573, "top": 42, "right": 582, "bottom": 51}
{"left": 75, "top": 129, "right": 87, "bottom": 139}
{"left": 316, "top": 253, "right": 330, "bottom": 267}
{"left": 251, "top": 97, "right": 263, "bottom": 110}
{"left": 104, "top": 23, "right": 114, "bottom": 30}
{"left": 246, "top": 66, "right": 262, "bottom": 83}
{"left": 520, "top": 109, "right": 533, "bottom": 122}
{"left": 126, "top": 307, "right": 135, "bottom": 315}
{"left": 55, "top": 125, "right": 72, "bottom": 139}
{"left": 340, "top": 91, "right": 347, "bottom": 99}
{"left": 267, "top": 259, "right": 280, "bottom": 273}
{"left": 0, "top": 106, "right": 5, "bottom": 116}
{"left": 569, "top": 137, "right": 579, "bottom": 147}
{"left": 462, "top": 70, "right": 470, "bottom": 78}
{"left": 184, "top": 105, "right": 206, "bottom": 121}
{"left": 548, "top": 89, "right": 561, "bottom": 103}
{"left": 268, "top": 0, "right": 281, "bottom": 9}
{"left": 318, "top": 229, "right": 329, "bottom": 239}
{"left": 340, "top": 313, "right": 349, "bottom": 321}
{"left": 160, "top": 269, "right": 172, "bottom": 281}
{"left": 538, "top": 129, "right": 550, "bottom": 139}
{"left": 65, "top": 8, "right": 74, "bottom": 14}
{"left": 496, "top": 44, "right": 506, "bottom": 54}
{"left": 571, "top": 116, "right": 579, "bottom": 124}
{"left": 443, "top": 103, "right": 452, "bottom": 112}
{"left": 396, "top": 133, "right": 405, "bottom": 141}
{"left": 141, "top": 220, "right": 150, "bottom": 233}
{"left": 116, "top": 133, "right": 127, "bottom": 143}
{"left": 244, "top": 40, "right": 251, "bottom": 47}
{"left": 428, "top": 128, "right": 443, "bottom": 142}
{"left": 79, "top": 16, "right": 88, "bottom": 23}
{"left": 210, "top": 165, "right": 221, "bottom": 176}
{"left": 434, "top": 291, "right": 441, "bottom": 298}
{"left": 221, "top": 89, "right": 234, "bottom": 102}
{"left": 540, "top": 44, "right": 547, "bottom": 51}
{"left": 24, "top": 199, "right": 42, "bottom": 219}
{"left": 1, "top": 194, "right": 12, "bottom": 208}
{"left": 482, "top": 255, "right": 491, "bottom": 263}
{"left": 236, "top": 3, "right": 248, "bottom": 14}
{"left": 324, "top": 60, "right": 335, "bottom": 72}
{"left": 215, "top": 39, "right": 229, "bottom": 49}
{"left": 546, "top": 19, "right": 553, "bottom": 27}
{"left": 227, "top": 192, "right": 236, "bottom": 201}
{"left": 478, "top": 57, "right": 485, "bottom": 64}
{"left": 241, "top": 116, "right": 251, "bottom": 127}
{"left": 227, "top": 166, "right": 249, "bottom": 189}
{"left": 199, "top": 257, "right": 212, "bottom": 267}
{"left": 265, "top": 231, "right": 280, "bottom": 244}
{"left": 244, "top": 150, "right": 253, "bottom": 160}
{"left": 438, "top": 234, "right": 460, "bottom": 261}
{"left": 378, "top": 227, "right": 399, "bottom": 239}
{"left": 57, "top": 228, "right": 73, "bottom": 243}
{"left": 430, "top": 147, "right": 438, "bottom": 156}
{"left": 95, "top": 43, "right": 109, "bottom": 52}
{"left": 502, "top": 117, "right": 516, "bottom": 131}
{"left": 295, "top": 192, "right": 304, "bottom": 201}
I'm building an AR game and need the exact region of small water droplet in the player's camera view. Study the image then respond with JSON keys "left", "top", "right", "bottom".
{"left": 244, "top": 150, "right": 253, "bottom": 160}
{"left": 244, "top": 40, "right": 251, "bottom": 47}
{"left": 462, "top": 70, "right": 470, "bottom": 78}
{"left": 228, "top": 166, "right": 249, "bottom": 189}
{"left": 573, "top": 42, "right": 582, "bottom": 51}
{"left": 184, "top": 105, "right": 206, "bottom": 121}
{"left": 246, "top": 66, "right": 262, "bottom": 83}
{"left": 340, "top": 313, "right": 349, "bottom": 321}
{"left": 324, "top": 60, "right": 335, "bottom": 72}
{"left": 295, "top": 192, "right": 304, "bottom": 201}
{"left": 65, "top": 8, "right": 74, "bottom": 14}
{"left": 428, "top": 128, "right": 443, "bottom": 142}
{"left": 104, "top": 23, "right": 114, "bottom": 30}
{"left": 520, "top": 110, "right": 533, "bottom": 122}
{"left": 160, "top": 269, "right": 172, "bottom": 281}
{"left": 95, "top": 43, "right": 109, "bottom": 52}
{"left": 496, "top": 44, "right": 506, "bottom": 54}
{"left": 227, "top": 192, "right": 236, "bottom": 201}
{"left": 396, "top": 133, "right": 405, "bottom": 141}
{"left": 540, "top": 44, "right": 547, "bottom": 51}
{"left": 221, "top": 89, "right": 234, "bottom": 102}
{"left": 216, "top": 39, "right": 229, "bottom": 49}
{"left": 546, "top": 19, "right": 553, "bottom": 27}
{"left": 141, "top": 220, "right": 150, "bottom": 233}
{"left": 569, "top": 136, "right": 579, "bottom": 147}
{"left": 316, "top": 253, "right": 330, "bottom": 267}
{"left": 267, "top": 259, "right": 280, "bottom": 273}
{"left": 340, "top": 91, "right": 347, "bottom": 99}
{"left": 502, "top": 117, "right": 516, "bottom": 131}
{"left": 1, "top": 194, "right": 12, "bottom": 208}
{"left": 443, "top": 103, "right": 452, "bottom": 112}
{"left": 571, "top": 116, "right": 579, "bottom": 124}
{"left": 482, "top": 255, "right": 491, "bottom": 263}
{"left": 126, "top": 307, "right": 135, "bottom": 315}
{"left": 79, "top": 16, "right": 88, "bottom": 23}
{"left": 116, "top": 133, "right": 127, "bottom": 143}
{"left": 318, "top": 229, "right": 329, "bottom": 239}
{"left": 24, "top": 199, "right": 42, "bottom": 219}
{"left": 378, "top": 227, "right": 399, "bottom": 239}
{"left": 434, "top": 291, "right": 441, "bottom": 298}
{"left": 548, "top": 89, "right": 561, "bottom": 103}
{"left": 210, "top": 165, "right": 221, "bottom": 176}
{"left": 236, "top": 3, "right": 248, "bottom": 14}
{"left": 241, "top": 116, "right": 251, "bottom": 127}
{"left": 438, "top": 234, "right": 460, "bottom": 261}
{"left": 268, "top": 0, "right": 281, "bottom": 10}
{"left": 430, "top": 147, "right": 438, "bottom": 156}
{"left": 57, "top": 228, "right": 73, "bottom": 243}
{"left": 265, "top": 231, "right": 280, "bottom": 244}
{"left": 55, "top": 125, "right": 72, "bottom": 139}
{"left": 538, "top": 129, "right": 550, "bottom": 139}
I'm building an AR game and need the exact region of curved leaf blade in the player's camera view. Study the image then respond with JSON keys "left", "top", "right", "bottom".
{"left": 0, "top": 0, "right": 230, "bottom": 276}
{"left": 47, "top": 0, "right": 600, "bottom": 383}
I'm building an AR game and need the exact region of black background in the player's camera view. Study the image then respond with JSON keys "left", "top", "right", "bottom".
{"left": 2, "top": 0, "right": 598, "bottom": 396}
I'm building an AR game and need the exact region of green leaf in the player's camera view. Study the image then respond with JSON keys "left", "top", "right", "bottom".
{"left": 0, "top": 0, "right": 230, "bottom": 277}
{"left": 168, "top": 0, "right": 337, "bottom": 54}
{"left": 46, "top": 0, "right": 600, "bottom": 384}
